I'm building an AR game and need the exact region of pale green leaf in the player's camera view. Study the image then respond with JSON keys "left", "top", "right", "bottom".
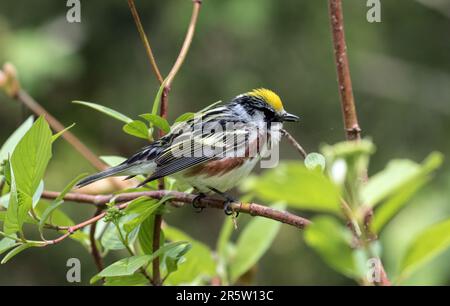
{"left": 103, "top": 273, "right": 149, "bottom": 286}
{"left": 122, "top": 120, "right": 149, "bottom": 139}
{"left": 100, "top": 156, "right": 126, "bottom": 167}
{"left": 51, "top": 123, "right": 75, "bottom": 143}
{"left": 174, "top": 112, "right": 195, "bottom": 123}
{"left": 0, "top": 116, "right": 34, "bottom": 162}
{"left": 1, "top": 241, "right": 43, "bottom": 264}
{"left": 304, "top": 216, "right": 357, "bottom": 278}
{"left": 73, "top": 101, "right": 132, "bottom": 124}
{"left": 399, "top": 218, "right": 450, "bottom": 278}
{"left": 229, "top": 204, "right": 284, "bottom": 283}
{"left": 151, "top": 81, "right": 166, "bottom": 116}
{"left": 241, "top": 162, "right": 341, "bottom": 213}
{"left": 139, "top": 113, "right": 170, "bottom": 133}
{"left": 304, "top": 153, "right": 326, "bottom": 171}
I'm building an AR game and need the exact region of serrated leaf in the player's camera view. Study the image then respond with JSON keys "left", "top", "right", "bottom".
{"left": 139, "top": 113, "right": 170, "bottom": 134}
{"left": 122, "top": 120, "right": 149, "bottom": 139}
{"left": 0, "top": 116, "right": 34, "bottom": 162}
{"left": 229, "top": 204, "right": 284, "bottom": 283}
{"left": 399, "top": 218, "right": 450, "bottom": 279}
{"left": 73, "top": 101, "right": 132, "bottom": 124}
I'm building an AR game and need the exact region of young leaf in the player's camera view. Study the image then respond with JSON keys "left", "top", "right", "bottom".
{"left": 399, "top": 218, "right": 450, "bottom": 279}
{"left": 0, "top": 116, "right": 33, "bottom": 162}
{"left": 151, "top": 81, "right": 167, "bottom": 116}
{"left": 241, "top": 162, "right": 341, "bottom": 213}
{"left": 0, "top": 237, "right": 18, "bottom": 255}
{"left": 123, "top": 197, "right": 163, "bottom": 234}
{"left": 73, "top": 101, "right": 132, "bottom": 124}
{"left": 174, "top": 112, "right": 195, "bottom": 123}
{"left": 122, "top": 120, "right": 149, "bottom": 140}
{"left": 304, "top": 216, "right": 357, "bottom": 278}
{"left": 304, "top": 153, "right": 326, "bottom": 171}
{"left": 229, "top": 204, "right": 284, "bottom": 283}
{"left": 51, "top": 123, "right": 75, "bottom": 143}
{"left": 139, "top": 113, "right": 170, "bottom": 134}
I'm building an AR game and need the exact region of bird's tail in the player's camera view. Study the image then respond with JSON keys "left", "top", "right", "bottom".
{"left": 76, "top": 163, "right": 133, "bottom": 188}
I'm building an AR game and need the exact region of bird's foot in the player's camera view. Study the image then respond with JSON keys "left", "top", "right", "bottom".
{"left": 192, "top": 193, "right": 206, "bottom": 213}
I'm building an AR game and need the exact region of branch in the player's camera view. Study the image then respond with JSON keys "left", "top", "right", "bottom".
{"left": 281, "top": 129, "right": 307, "bottom": 159}
{"left": 89, "top": 207, "right": 104, "bottom": 272}
{"left": 127, "top": 0, "right": 164, "bottom": 84}
{"left": 40, "top": 190, "right": 312, "bottom": 230}
{"left": 328, "top": 0, "right": 361, "bottom": 141}
{"left": 328, "top": 0, "right": 390, "bottom": 286}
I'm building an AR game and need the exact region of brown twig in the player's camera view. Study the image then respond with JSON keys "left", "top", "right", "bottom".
{"left": 281, "top": 129, "right": 307, "bottom": 159}
{"left": 16, "top": 90, "right": 107, "bottom": 171}
{"left": 328, "top": 0, "right": 361, "bottom": 141}
{"left": 328, "top": 0, "right": 389, "bottom": 286}
{"left": 40, "top": 190, "right": 311, "bottom": 230}
{"left": 89, "top": 207, "right": 104, "bottom": 272}
{"left": 127, "top": 0, "right": 164, "bottom": 84}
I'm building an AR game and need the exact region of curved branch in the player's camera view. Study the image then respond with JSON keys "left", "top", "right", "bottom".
{"left": 41, "top": 190, "right": 312, "bottom": 230}
{"left": 127, "top": 0, "right": 164, "bottom": 84}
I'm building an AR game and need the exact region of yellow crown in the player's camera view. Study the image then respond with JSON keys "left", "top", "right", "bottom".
{"left": 248, "top": 88, "right": 284, "bottom": 112}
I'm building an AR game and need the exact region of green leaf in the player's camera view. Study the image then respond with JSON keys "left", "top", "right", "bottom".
{"left": 304, "top": 216, "right": 357, "bottom": 278}
{"left": 217, "top": 217, "right": 234, "bottom": 260}
{"left": 304, "top": 153, "right": 326, "bottom": 171}
{"left": 174, "top": 112, "right": 195, "bottom": 123}
{"left": 164, "top": 226, "right": 216, "bottom": 285}
{"left": 0, "top": 116, "right": 33, "bottom": 162}
{"left": 51, "top": 123, "right": 75, "bottom": 143}
{"left": 241, "top": 162, "right": 341, "bottom": 213}
{"left": 369, "top": 153, "right": 443, "bottom": 233}
{"left": 103, "top": 273, "right": 149, "bottom": 286}
{"left": 362, "top": 152, "right": 443, "bottom": 208}
{"left": 101, "top": 214, "right": 140, "bottom": 251}
{"left": 137, "top": 216, "right": 164, "bottom": 255}
{"left": 229, "top": 204, "right": 284, "bottom": 283}
{"left": 73, "top": 101, "right": 132, "bottom": 124}
{"left": 140, "top": 113, "right": 170, "bottom": 134}
{"left": 11, "top": 116, "right": 52, "bottom": 197}
{"left": 91, "top": 241, "right": 189, "bottom": 284}
{"left": 399, "top": 218, "right": 450, "bottom": 278}
{"left": 38, "top": 173, "right": 88, "bottom": 236}
{"left": 123, "top": 197, "right": 163, "bottom": 234}
{"left": 100, "top": 156, "right": 126, "bottom": 167}
{"left": 151, "top": 81, "right": 167, "bottom": 116}
{"left": 0, "top": 237, "right": 18, "bottom": 255}
{"left": 122, "top": 120, "right": 149, "bottom": 140}
{"left": 164, "top": 242, "right": 192, "bottom": 275}
{"left": 1, "top": 241, "right": 43, "bottom": 264}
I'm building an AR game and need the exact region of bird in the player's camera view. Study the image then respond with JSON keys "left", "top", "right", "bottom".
{"left": 76, "top": 88, "right": 299, "bottom": 214}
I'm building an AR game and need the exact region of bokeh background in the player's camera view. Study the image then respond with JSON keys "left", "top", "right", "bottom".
{"left": 0, "top": 0, "right": 449, "bottom": 285}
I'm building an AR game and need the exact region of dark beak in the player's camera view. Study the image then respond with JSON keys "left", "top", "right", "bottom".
{"left": 281, "top": 112, "right": 300, "bottom": 122}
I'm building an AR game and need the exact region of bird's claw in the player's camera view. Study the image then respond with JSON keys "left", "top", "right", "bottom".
{"left": 192, "top": 193, "right": 206, "bottom": 213}
{"left": 223, "top": 201, "right": 239, "bottom": 217}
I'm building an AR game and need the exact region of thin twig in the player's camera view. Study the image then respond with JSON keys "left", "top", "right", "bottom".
{"left": 16, "top": 90, "right": 107, "bottom": 171}
{"left": 328, "top": 0, "right": 389, "bottom": 286}
{"left": 328, "top": 0, "right": 361, "bottom": 141}
{"left": 89, "top": 207, "right": 104, "bottom": 272}
{"left": 281, "top": 129, "right": 307, "bottom": 159}
{"left": 127, "top": 0, "right": 164, "bottom": 84}
{"left": 40, "top": 190, "right": 312, "bottom": 230}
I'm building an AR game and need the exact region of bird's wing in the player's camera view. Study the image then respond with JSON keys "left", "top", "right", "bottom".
{"left": 138, "top": 106, "right": 251, "bottom": 186}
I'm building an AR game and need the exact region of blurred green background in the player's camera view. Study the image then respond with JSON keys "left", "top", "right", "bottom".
{"left": 0, "top": 0, "right": 449, "bottom": 285}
